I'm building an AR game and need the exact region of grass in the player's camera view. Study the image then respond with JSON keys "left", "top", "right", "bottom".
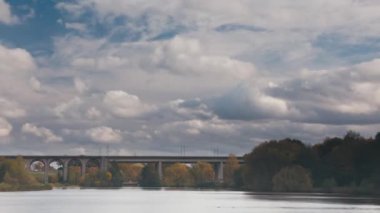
{"left": 0, "top": 183, "right": 52, "bottom": 192}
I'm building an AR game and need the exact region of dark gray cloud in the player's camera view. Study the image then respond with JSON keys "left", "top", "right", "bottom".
{"left": 215, "top": 24, "right": 267, "bottom": 33}
{"left": 209, "top": 59, "right": 380, "bottom": 126}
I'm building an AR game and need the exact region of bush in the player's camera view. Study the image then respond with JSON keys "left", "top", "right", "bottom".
{"left": 272, "top": 165, "right": 313, "bottom": 192}
{"left": 321, "top": 178, "right": 337, "bottom": 192}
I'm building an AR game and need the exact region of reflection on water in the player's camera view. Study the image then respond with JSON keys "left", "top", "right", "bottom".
{"left": 0, "top": 188, "right": 379, "bottom": 213}
{"left": 248, "top": 192, "right": 380, "bottom": 205}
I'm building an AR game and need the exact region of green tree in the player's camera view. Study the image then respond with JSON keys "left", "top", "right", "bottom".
{"left": 108, "top": 162, "right": 123, "bottom": 187}
{"left": 233, "top": 167, "right": 245, "bottom": 189}
{"left": 244, "top": 138, "right": 306, "bottom": 191}
{"left": 139, "top": 163, "right": 160, "bottom": 187}
{"left": 0, "top": 157, "right": 7, "bottom": 182}
{"left": 272, "top": 165, "right": 313, "bottom": 192}
{"left": 375, "top": 132, "right": 380, "bottom": 143}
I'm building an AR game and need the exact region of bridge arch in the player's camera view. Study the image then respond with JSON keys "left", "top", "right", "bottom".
{"left": 47, "top": 159, "right": 64, "bottom": 183}
{"left": 28, "top": 158, "right": 49, "bottom": 184}
{"left": 85, "top": 158, "right": 101, "bottom": 175}
{"left": 67, "top": 158, "right": 83, "bottom": 185}
{"left": 29, "top": 159, "right": 46, "bottom": 172}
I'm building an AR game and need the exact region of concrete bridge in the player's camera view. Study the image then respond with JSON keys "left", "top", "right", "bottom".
{"left": 4, "top": 155, "right": 244, "bottom": 184}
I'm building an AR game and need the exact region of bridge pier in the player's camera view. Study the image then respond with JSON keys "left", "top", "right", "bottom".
{"left": 62, "top": 159, "right": 69, "bottom": 183}
{"left": 24, "top": 159, "right": 33, "bottom": 170}
{"left": 157, "top": 161, "right": 163, "bottom": 180}
{"left": 80, "top": 159, "right": 89, "bottom": 177}
{"left": 216, "top": 161, "right": 224, "bottom": 182}
{"left": 100, "top": 157, "right": 108, "bottom": 172}
{"left": 43, "top": 159, "right": 49, "bottom": 184}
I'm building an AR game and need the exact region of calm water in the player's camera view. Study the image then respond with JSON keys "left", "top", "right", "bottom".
{"left": 0, "top": 188, "right": 379, "bottom": 213}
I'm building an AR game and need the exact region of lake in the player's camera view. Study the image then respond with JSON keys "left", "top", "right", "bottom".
{"left": 0, "top": 188, "right": 379, "bottom": 213}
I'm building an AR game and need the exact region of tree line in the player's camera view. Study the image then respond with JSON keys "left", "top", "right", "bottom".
{"left": 134, "top": 130, "right": 380, "bottom": 194}
{"left": 0, "top": 130, "right": 379, "bottom": 194}
{"left": 0, "top": 156, "right": 240, "bottom": 189}
{"left": 137, "top": 158, "right": 239, "bottom": 188}
{"left": 240, "top": 131, "right": 380, "bottom": 194}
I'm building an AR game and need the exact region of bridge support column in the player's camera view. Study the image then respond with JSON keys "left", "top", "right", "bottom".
{"left": 100, "top": 157, "right": 108, "bottom": 172}
{"left": 157, "top": 161, "right": 163, "bottom": 180}
{"left": 62, "top": 159, "right": 69, "bottom": 183}
{"left": 24, "top": 159, "right": 33, "bottom": 171}
{"left": 43, "top": 159, "right": 49, "bottom": 184}
{"left": 217, "top": 161, "right": 224, "bottom": 182}
{"left": 80, "top": 159, "right": 89, "bottom": 177}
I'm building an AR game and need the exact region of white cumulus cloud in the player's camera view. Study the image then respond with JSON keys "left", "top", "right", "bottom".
{"left": 29, "top": 77, "right": 42, "bottom": 92}
{"left": 0, "top": 44, "right": 38, "bottom": 104}
{"left": 0, "top": 117, "right": 12, "bottom": 137}
{"left": 21, "top": 123, "right": 63, "bottom": 143}
{"left": 0, "top": 0, "right": 16, "bottom": 24}
{"left": 86, "top": 107, "right": 102, "bottom": 119}
{"left": 54, "top": 97, "right": 82, "bottom": 118}
{"left": 0, "top": 44, "right": 35, "bottom": 73}
{"left": 103, "top": 90, "right": 152, "bottom": 118}
{"left": 74, "top": 77, "right": 88, "bottom": 94}
{"left": 151, "top": 36, "right": 254, "bottom": 79}
{"left": 86, "top": 126, "right": 122, "bottom": 143}
{"left": 0, "top": 98, "right": 26, "bottom": 118}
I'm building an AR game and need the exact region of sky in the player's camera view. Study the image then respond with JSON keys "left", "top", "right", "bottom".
{"left": 1, "top": 0, "right": 380, "bottom": 156}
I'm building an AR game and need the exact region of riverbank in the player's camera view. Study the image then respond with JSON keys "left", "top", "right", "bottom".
{"left": 1, "top": 180, "right": 379, "bottom": 196}
{"left": 0, "top": 183, "right": 52, "bottom": 192}
{"left": 1, "top": 183, "right": 379, "bottom": 198}
{"left": 58, "top": 185, "right": 380, "bottom": 197}
{"left": 311, "top": 186, "right": 380, "bottom": 196}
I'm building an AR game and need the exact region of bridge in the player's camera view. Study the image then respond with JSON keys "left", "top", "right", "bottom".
{"left": 3, "top": 155, "right": 244, "bottom": 184}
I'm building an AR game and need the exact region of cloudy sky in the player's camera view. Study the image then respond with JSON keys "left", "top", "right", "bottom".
{"left": 1, "top": 0, "right": 380, "bottom": 156}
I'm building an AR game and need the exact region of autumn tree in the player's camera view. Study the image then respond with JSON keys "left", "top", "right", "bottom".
{"left": 2, "top": 156, "right": 38, "bottom": 186}
{"left": 223, "top": 154, "right": 240, "bottom": 187}
{"left": 80, "top": 162, "right": 121, "bottom": 187}
{"left": 68, "top": 166, "right": 81, "bottom": 185}
{"left": 118, "top": 163, "right": 144, "bottom": 183}
{"left": 163, "top": 163, "right": 194, "bottom": 187}
{"left": 190, "top": 161, "right": 215, "bottom": 187}
{"left": 0, "top": 156, "right": 51, "bottom": 191}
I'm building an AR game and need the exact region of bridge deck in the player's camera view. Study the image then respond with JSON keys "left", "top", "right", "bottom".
{"left": 1, "top": 155, "right": 244, "bottom": 163}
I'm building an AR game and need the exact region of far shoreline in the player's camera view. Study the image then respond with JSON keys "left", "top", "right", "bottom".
{"left": 3, "top": 186, "right": 380, "bottom": 200}
{"left": 50, "top": 185, "right": 380, "bottom": 197}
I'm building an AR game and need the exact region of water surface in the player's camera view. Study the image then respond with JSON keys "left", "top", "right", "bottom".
{"left": 0, "top": 188, "right": 379, "bottom": 213}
